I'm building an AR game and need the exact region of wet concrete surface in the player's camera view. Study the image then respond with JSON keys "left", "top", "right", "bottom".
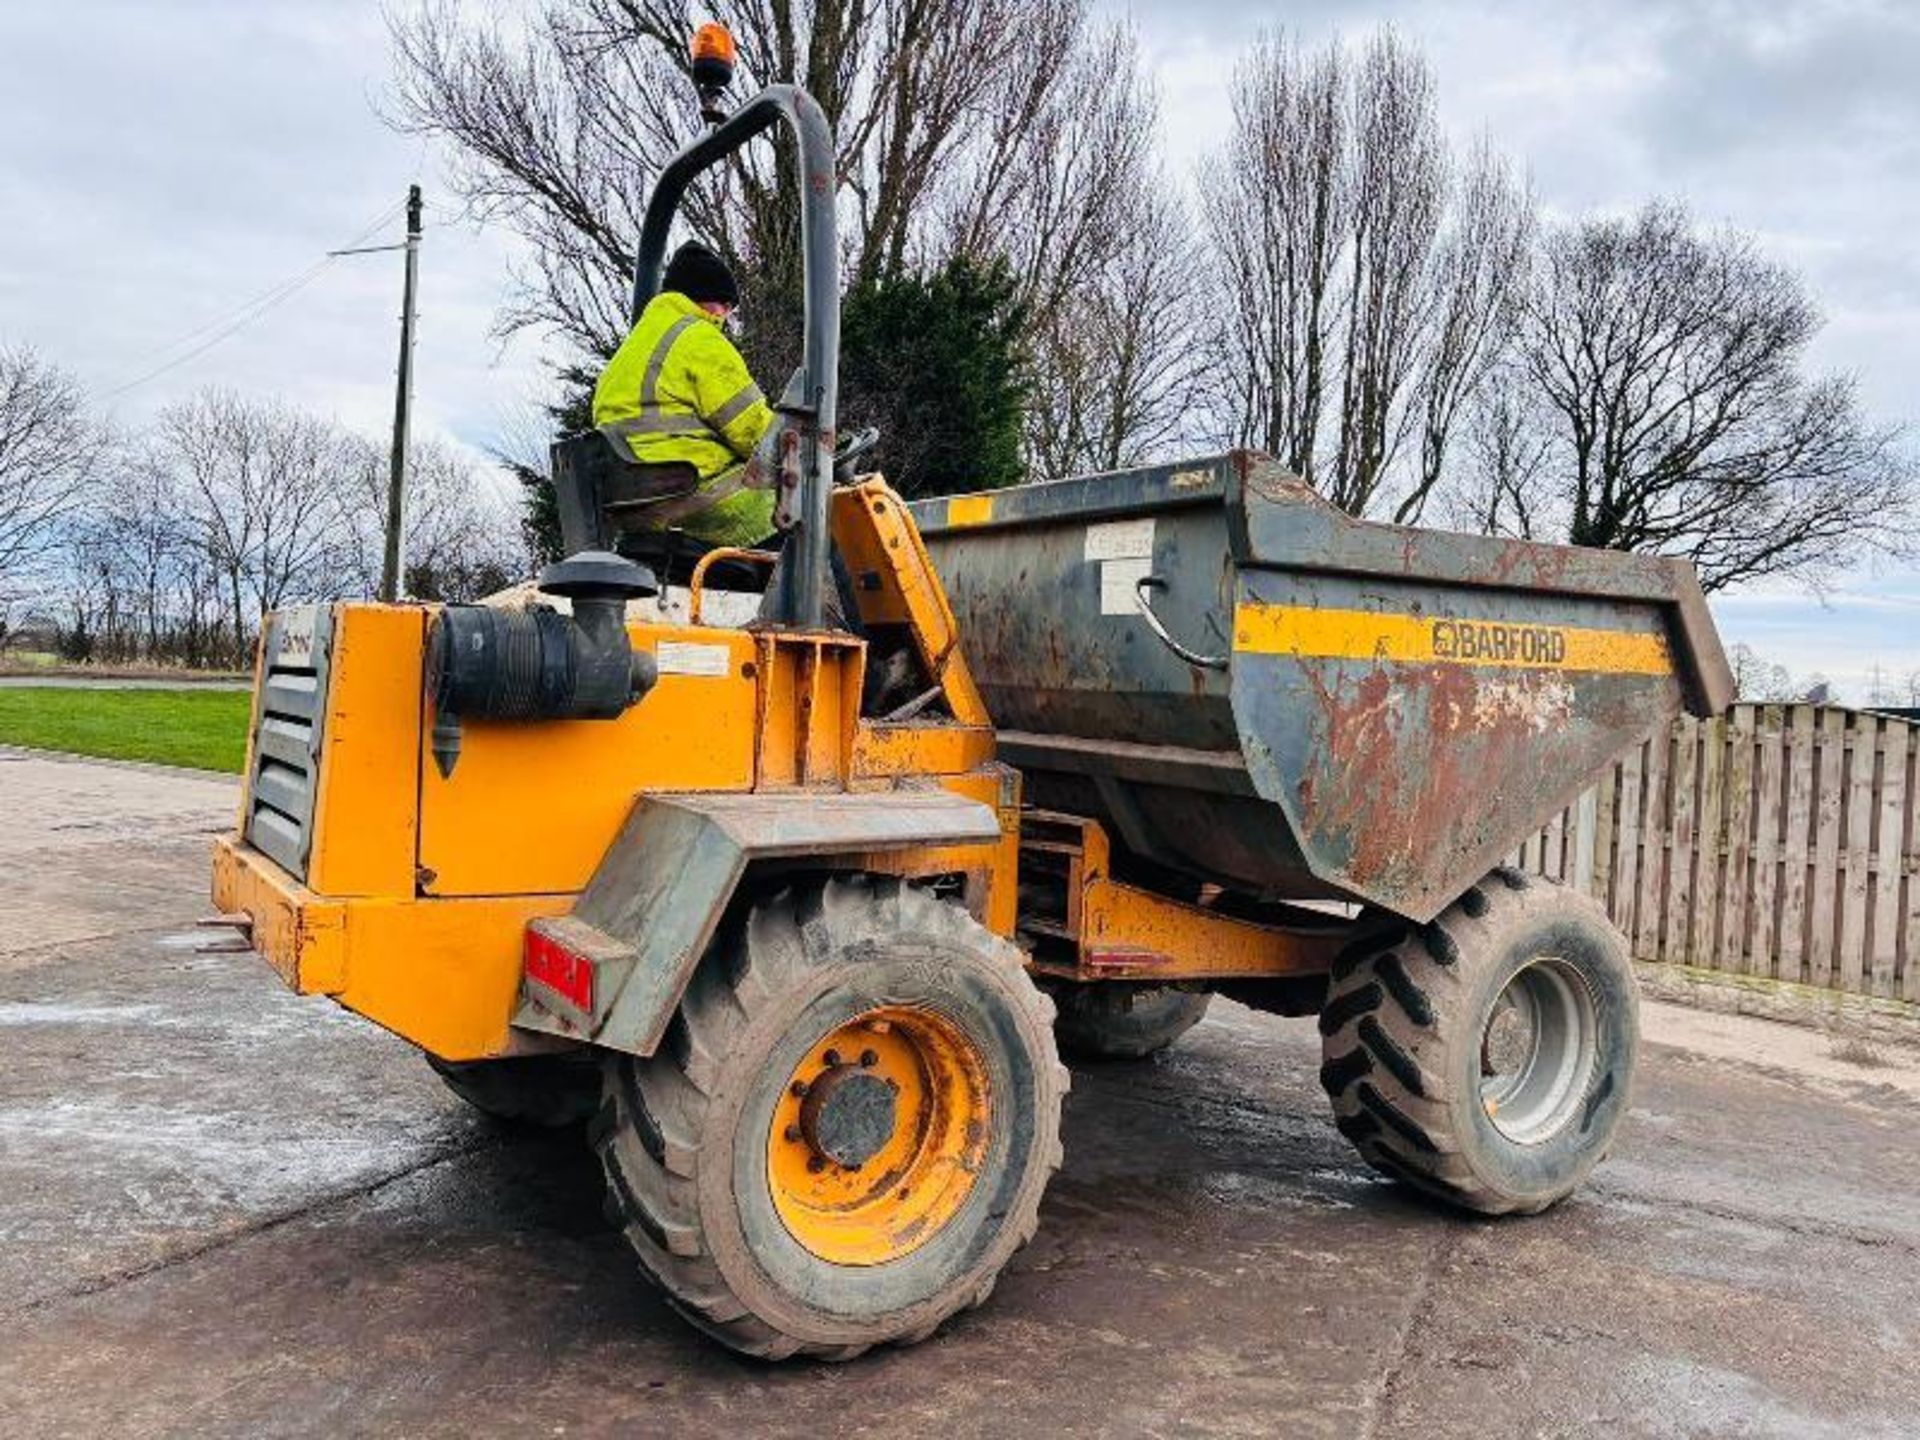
{"left": 2, "top": 747, "right": 1918, "bottom": 1438}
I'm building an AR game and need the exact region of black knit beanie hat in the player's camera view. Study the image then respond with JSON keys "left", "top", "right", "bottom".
{"left": 663, "top": 241, "right": 740, "bottom": 307}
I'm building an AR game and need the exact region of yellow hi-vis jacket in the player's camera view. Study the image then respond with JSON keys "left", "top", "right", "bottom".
{"left": 591, "top": 290, "right": 777, "bottom": 546}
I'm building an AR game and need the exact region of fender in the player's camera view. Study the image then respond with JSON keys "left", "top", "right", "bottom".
{"left": 512, "top": 789, "right": 1001, "bottom": 1056}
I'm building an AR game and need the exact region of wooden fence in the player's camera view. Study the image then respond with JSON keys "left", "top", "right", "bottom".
{"left": 1517, "top": 704, "right": 1918, "bottom": 1003}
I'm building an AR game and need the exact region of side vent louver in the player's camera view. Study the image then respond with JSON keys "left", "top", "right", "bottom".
{"left": 244, "top": 606, "right": 332, "bottom": 880}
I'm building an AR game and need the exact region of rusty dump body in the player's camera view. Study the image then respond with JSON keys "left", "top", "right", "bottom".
{"left": 913, "top": 452, "right": 1732, "bottom": 924}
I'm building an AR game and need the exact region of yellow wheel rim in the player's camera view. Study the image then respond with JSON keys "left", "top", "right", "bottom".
{"left": 767, "top": 1005, "right": 991, "bottom": 1267}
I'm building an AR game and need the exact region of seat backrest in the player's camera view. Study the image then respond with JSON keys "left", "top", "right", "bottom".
{"left": 549, "top": 431, "right": 618, "bottom": 556}
{"left": 550, "top": 433, "right": 703, "bottom": 556}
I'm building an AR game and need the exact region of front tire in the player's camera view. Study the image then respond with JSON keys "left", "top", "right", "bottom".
{"left": 596, "top": 875, "right": 1067, "bottom": 1361}
{"left": 1318, "top": 870, "right": 1637, "bottom": 1216}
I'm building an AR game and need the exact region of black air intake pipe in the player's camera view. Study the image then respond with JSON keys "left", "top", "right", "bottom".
{"left": 426, "top": 551, "right": 660, "bottom": 777}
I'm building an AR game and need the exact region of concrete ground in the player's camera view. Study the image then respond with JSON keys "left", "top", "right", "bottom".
{"left": 3, "top": 746, "right": 1918, "bottom": 1439}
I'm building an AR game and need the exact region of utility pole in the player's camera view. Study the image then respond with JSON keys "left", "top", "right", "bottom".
{"left": 381, "top": 185, "right": 424, "bottom": 602}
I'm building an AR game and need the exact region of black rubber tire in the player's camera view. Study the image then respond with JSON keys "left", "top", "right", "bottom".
{"left": 1318, "top": 869, "right": 1638, "bottom": 1216}
{"left": 427, "top": 1052, "right": 601, "bottom": 1129}
{"left": 1051, "top": 984, "right": 1212, "bottom": 1061}
{"left": 595, "top": 875, "right": 1068, "bottom": 1361}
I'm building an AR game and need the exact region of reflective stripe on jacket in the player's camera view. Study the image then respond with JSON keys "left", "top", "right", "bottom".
{"left": 591, "top": 291, "right": 777, "bottom": 545}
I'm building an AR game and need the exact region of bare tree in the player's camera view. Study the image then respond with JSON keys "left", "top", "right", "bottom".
{"left": 1328, "top": 29, "right": 1443, "bottom": 516}
{"left": 1024, "top": 176, "right": 1202, "bottom": 477}
{"left": 157, "top": 391, "right": 358, "bottom": 656}
{"left": 1198, "top": 30, "right": 1527, "bottom": 517}
{"left": 1725, "top": 642, "right": 1799, "bottom": 702}
{"left": 1446, "top": 380, "right": 1549, "bottom": 540}
{"left": 388, "top": 0, "right": 1071, "bottom": 361}
{"left": 1199, "top": 32, "right": 1347, "bottom": 477}
{"left": 388, "top": 0, "right": 669, "bottom": 355}
{"left": 955, "top": 25, "right": 1200, "bottom": 476}
{"left": 938, "top": 11, "right": 1137, "bottom": 310}
{"left": 49, "top": 455, "right": 235, "bottom": 667}
{"left": 341, "top": 435, "right": 528, "bottom": 600}
{"left": 1394, "top": 140, "right": 1531, "bottom": 523}
{"left": 1516, "top": 202, "right": 1916, "bottom": 591}
{"left": 42, "top": 403, "right": 515, "bottom": 668}
{"left": 0, "top": 346, "right": 103, "bottom": 598}
{"left": 94, "top": 461, "right": 193, "bottom": 660}
{"left": 392, "top": 0, "right": 1209, "bottom": 497}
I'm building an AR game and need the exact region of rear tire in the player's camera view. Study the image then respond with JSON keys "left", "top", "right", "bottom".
{"left": 596, "top": 875, "right": 1067, "bottom": 1361}
{"left": 427, "top": 1052, "right": 601, "bottom": 1129}
{"left": 1051, "top": 984, "right": 1212, "bottom": 1061}
{"left": 1318, "top": 870, "right": 1637, "bottom": 1216}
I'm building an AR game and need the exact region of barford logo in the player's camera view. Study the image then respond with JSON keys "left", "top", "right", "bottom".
{"left": 1431, "top": 619, "right": 1568, "bottom": 665}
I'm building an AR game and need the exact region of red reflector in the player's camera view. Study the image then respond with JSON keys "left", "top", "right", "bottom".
{"left": 525, "top": 927, "right": 594, "bottom": 1014}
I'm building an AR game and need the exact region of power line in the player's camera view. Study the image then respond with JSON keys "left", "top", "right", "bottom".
{"left": 96, "top": 262, "right": 337, "bottom": 401}
{"left": 120, "top": 197, "right": 408, "bottom": 372}
{"left": 97, "top": 198, "right": 413, "bottom": 402}
{"left": 115, "top": 200, "right": 399, "bottom": 365}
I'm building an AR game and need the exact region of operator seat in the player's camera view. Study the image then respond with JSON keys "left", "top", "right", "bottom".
{"left": 549, "top": 431, "right": 768, "bottom": 592}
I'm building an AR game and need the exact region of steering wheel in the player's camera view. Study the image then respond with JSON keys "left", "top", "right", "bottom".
{"left": 833, "top": 426, "right": 881, "bottom": 480}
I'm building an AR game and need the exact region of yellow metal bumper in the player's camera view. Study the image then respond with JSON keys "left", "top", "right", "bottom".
{"left": 210, "top": 832, "right": 573, "bottom": 1060}
{"left": 212, "top": 833, "right": 346, "bottom": 994}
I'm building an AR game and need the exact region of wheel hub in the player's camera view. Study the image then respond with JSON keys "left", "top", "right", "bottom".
{"left": 1481, "top": 998, "right": 1535, "bottom": 1077}
{"left": 766, "top": 1005, "right": 992, "bottom": 1267}
{"left": 1478, "top": 958, "right": 1599, "bottom": 1144}
{"left": 799, "top": 1065, "right": 898, "bottom": 1169}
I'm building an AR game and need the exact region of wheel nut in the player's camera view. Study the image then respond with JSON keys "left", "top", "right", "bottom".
{"left": 823, "top": 1049, "right": 841, "bottom": 1067}
{"left": 807, "top": 1156, "right": 826, "bottom": 1174}
{"left": 859, "top": 1049, "right": 878, "bottom": 1068}
{"left": 784, "top": 1125, "right": 802, "bottom": 1142}
{"left": 790, "top": 1080, "right": 809, "bottom": 1098}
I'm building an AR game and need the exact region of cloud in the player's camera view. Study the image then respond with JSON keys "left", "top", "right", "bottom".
{"left": 1123, "top": 0, "right": 1919, "bottom": 412}
{"left": 0, "top": 0, "right": 1913, "bottom": 692}
{"left": 0, "top": 0, "right": 550, "bottom": 460}
{"left": 1629, "top": 0, "right": 1920, "bottom": 167}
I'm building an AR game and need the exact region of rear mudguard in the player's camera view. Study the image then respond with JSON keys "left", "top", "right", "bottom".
{"left": 512, "top": 789, "right": 1001, "bottom": 1056}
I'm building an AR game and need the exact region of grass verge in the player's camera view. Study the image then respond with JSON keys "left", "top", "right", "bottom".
{"left": 0, "top": 650, "right": 61, "bottom": 672}
{"left": 0, "top": 687, "right": 251, "bottom": 773}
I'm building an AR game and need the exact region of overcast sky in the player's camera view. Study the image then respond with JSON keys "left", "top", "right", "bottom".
{"left": 1, "top": 0, "right": 1913, "bottom": 697}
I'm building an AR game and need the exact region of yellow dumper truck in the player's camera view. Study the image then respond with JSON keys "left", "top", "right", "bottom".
{"left": 208, "top": 48, "right": 1732, "bottom": 1360}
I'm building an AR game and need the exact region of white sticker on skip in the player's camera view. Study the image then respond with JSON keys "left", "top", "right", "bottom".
{"left": 655, "top": 641, "right": 732, "bottom": 678}
{"left": 1099, "top": 556, "right": 1154, "bottom": 616}
{"left": 1084, "top": 517, "right": 1155, "bottom": 562}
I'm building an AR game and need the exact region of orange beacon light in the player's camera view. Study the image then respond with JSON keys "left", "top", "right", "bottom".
{"left": 691, "top": 22, "right": 737, "bottom": 121}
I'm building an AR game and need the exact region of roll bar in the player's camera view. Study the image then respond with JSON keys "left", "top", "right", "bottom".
{"left": 630, "top": 85, "right": 839, "bottom": 630}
